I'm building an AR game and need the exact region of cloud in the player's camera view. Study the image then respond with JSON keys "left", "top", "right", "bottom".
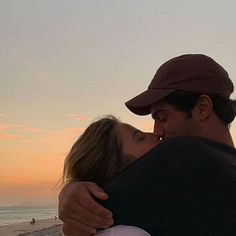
{"left": 0, "top": 177, "right": 59, "bottom": 193}
{"left": 0, "top": 133, "right": 17, "bottom": 140}
{"left": 0, "top": 124, "right": 17, "bottom": 139}
{"left": 0, "top": 120, "right": 85, "bottom": 146}
{"left": 14, "top": 126, "right": 44, "bottom": 133}
{"left": 33, "top": 127, "right": 85, "bottom": 151}
{"left": 38, "top": 127, "right": 85, "bottom": 144}
{"left": 0, "top": 123, "right": 45, "bottom": 140}
{"left": 0, "top": 174, "right": 60, "bottom": 186}
{"left": 67, "top": 127, "right": 85, "bottom": 133}
{"left": 0, "top": 124, "right": 11, "bottom": 132}
{"left": 0, "top": 113, "right": 8, "bottom": 118}
{"left": 64, "top": 114, "right": 88, "bottom": 121}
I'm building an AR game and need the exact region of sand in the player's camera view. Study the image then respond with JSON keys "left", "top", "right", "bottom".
{"left": 0, "top": 218, "right": 63, "bottom": 236}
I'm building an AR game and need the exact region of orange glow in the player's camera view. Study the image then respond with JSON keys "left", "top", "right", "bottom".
{"left": 1, "top": 120, "right": 236, "bottom": 206}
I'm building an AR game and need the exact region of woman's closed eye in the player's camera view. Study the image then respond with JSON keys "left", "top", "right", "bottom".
{"left": 134, "top": 130, "right": 146, "bottom": 141}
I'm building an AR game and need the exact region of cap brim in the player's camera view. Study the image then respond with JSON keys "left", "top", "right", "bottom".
{"left": 125, "top": 88, "right": 176, "bottom": 115}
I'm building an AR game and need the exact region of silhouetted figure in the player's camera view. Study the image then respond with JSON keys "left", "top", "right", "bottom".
{"left": 30, "top": 217, "right": 36, "bottom": 225}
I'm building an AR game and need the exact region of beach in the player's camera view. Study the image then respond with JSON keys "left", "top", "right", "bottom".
{"left": 0, "top": 218, "right": 63, "bottom": 236}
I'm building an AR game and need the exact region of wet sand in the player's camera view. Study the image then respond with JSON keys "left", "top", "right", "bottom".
{"left": 0, "top": 218, "right": 63, "bottom": 236}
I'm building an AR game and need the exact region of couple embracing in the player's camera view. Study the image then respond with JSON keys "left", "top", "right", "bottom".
{"left": 59, "top": 54, "right": 236, "bottom": 236}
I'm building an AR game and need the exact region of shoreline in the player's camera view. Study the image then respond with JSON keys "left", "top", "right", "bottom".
{"left": 0, "top": 218, "right": 63, "bottom": 236}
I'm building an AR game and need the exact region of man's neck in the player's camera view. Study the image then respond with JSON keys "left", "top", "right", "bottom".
{"left": 201, "top": 124, "right": 235, "bottom": 148}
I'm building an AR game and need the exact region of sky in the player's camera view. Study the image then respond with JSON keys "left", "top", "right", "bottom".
{"left": 0, "top": 0, "right": 236, "bottom": 206}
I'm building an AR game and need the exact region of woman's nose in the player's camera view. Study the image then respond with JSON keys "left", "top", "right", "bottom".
{"left": 145, "top": 133, "right": 159, "bottom": 142}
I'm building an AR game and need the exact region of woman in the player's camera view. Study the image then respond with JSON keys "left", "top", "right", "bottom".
{"left": 61, "top": 115, "right": 159, "bottom": 236}
{"left": 62, "top": 115, "right": 158, "bottom": 186}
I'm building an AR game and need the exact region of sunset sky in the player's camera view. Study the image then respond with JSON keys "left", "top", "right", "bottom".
{"left": 1, "top": 0, "right": 236, "bottom": 206}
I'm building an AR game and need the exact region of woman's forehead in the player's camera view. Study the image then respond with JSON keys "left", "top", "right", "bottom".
{"left": 120, "top": 122, "right": 137, "bottom": 130}
{"left": 115, "top": 123, "right": 137, "bottom": 136}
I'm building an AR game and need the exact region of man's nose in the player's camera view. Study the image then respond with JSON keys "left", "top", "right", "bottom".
{"left": 153, "top": 122, "right": 165, "bottom": 140}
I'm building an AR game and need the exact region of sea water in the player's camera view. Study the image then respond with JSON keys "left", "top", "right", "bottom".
{"left": 0, "top": 205, "right": 58, "bottom": 226}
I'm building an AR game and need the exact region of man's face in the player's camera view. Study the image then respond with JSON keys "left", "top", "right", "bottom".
{"left": 151, "top": 102, "right": 199, "bottom": 141}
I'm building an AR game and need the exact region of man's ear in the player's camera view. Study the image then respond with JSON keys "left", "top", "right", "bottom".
{"left": 192, "top": 95, "right": 213, "bottom": 120}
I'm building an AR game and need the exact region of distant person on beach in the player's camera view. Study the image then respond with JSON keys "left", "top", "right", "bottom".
{"left": 30, "top": 218, "right": 36, "bottom": 225}
{"left": 59, "top": 54, "right": 236, "bottom": 235}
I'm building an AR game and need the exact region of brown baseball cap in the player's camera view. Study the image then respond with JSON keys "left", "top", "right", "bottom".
{"left": 125, "top": 54, "right": 234, "bottom": 115}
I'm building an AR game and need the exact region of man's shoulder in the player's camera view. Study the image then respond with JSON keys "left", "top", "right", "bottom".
{"left": 102, "top": 137, "right": 236, "bottom": 234}
{"left": 159, "top": 136, "right": 234, "bottom": 150}
{"left": 126, "top": 136, "right": 236, "bottom": 175}
{"left": 103, "top": 136, "right": 236, "bottom": 190}
{"left": 148, "top": 136, "right": 236, "bottom": 158}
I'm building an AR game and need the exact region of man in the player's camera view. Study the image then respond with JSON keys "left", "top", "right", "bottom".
{"left": 59, "top": 54, "right": 236, "bottom": 235}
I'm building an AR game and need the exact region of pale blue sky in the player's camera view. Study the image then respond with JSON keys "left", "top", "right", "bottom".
{"left": 0, "top": 0, "right": 236, "bottom": 205}
{"left": 1, "top": 0, "right": 236, "bottom": 129}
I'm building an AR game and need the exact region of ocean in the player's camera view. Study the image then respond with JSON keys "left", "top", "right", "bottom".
{"left": 0, "top": 205, "right": 58, "bottom": 226}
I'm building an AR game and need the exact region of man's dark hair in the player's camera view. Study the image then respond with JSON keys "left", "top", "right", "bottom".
{"left": 161, "top": 90, "right": 236, "bottom": 126}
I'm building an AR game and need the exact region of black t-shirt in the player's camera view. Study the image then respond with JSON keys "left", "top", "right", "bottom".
{"left": 101, "top": 137, "right": 236, "bottom": 236}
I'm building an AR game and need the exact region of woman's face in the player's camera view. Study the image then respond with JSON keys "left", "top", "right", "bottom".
{"left": 115, "top": 123, "right": 159, "bottom": 160}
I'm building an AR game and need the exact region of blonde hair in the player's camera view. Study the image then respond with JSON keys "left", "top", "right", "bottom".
{"left": 62, "top": 115, "right": 131, "bottom": 186}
